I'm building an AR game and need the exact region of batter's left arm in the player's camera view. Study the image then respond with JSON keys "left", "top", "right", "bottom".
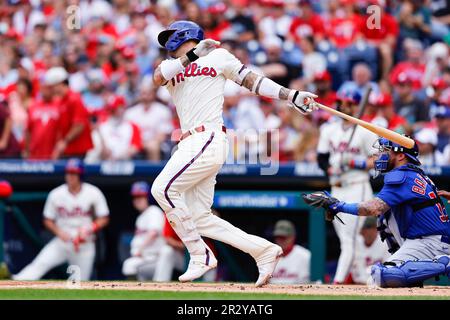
{"left": 237, "top": 71, "right": 318, "bottom": 114}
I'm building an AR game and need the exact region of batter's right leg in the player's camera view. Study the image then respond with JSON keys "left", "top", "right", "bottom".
{"left": 151, "top": 132, "right": 223, "bottom": 282}
{"left": 13, "top": 238, "right": 68, "bottom": 281}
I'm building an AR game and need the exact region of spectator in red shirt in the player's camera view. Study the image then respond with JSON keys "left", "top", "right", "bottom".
{"left": 202, "top": 3, "right": 231, "bottom": 41}
{"left": 358, "top": 1, "right": 399, "bottom": 80}
{"left": 0, "top": 96, "right": 21, "bottom": 158}
{"left": 325, "top": 0, "right": 362, "bottom": 49}
{"left": 389, "top": 39, "right": 425, "bottom": 90}
{"left": 313, "top": 71, "right": 336, "bottom": 123}
{"left": 43, "top": 67, "right": 93, "bottom": 159}
{"left": 24, "top": 81, "right": 60, "bottom": 159}
{"left": 288, "top": 0, "right": 325, "bottom": 44}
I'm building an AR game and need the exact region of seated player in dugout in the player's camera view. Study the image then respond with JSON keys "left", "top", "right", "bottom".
{"left": 304, "top": 137, "right": 450, "bottom": 288}
{"left": 122, "top": 181, "right": 166, "bottom": 281}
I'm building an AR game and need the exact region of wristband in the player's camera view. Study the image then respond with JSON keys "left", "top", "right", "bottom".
{"left": 186, "top": 48, "right": 199, "bottom": 62}
{"left": 349, "top": 159, "right": 367, "bottom": 170}
{"left": 334, "top": 202, "right": 359, "bottom": 216}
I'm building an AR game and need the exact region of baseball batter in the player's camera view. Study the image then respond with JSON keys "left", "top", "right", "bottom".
{"left": 122, "top": 181, "right": 166, "bottom": 280}
{"left": 305, "top": 137, "right": 450, "bottom": 287}
{"left": 317, "top": 90, "right": 378, "bottom": 284}
{"left": 13, "top": 159, "right": 110, "bottom": 281}
{"left": 151, "top": 20, "right": 318, "bottom": 286}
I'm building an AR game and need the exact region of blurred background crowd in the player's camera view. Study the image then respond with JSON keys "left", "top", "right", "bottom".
{"left": 0, "top": 0, "right": 449, "bottom": 165}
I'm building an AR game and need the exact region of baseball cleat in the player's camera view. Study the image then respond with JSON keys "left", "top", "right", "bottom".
{"left": 255, "top": 245, "right": 283, "bottom": 287}
{"left": 179, "top": 250, "right": 218, "bottom": 283}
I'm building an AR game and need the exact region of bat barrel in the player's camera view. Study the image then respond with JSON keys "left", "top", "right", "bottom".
{"left": 315, "top": 103, "right": 415, "bottom": 149}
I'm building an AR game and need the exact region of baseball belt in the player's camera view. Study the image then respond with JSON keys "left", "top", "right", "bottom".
{"left": 180, "top": 125, "right": 227, "bottom": 141}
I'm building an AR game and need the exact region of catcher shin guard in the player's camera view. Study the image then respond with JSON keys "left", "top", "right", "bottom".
{"left": 166, "top": 208, "right": 207, "bottom": 256}
{"left": 370, "top": 256, "right": 450, "bottom": 288}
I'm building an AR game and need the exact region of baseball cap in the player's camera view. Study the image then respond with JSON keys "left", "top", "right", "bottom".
{"left": 207, "top": 2, "right": 227, "bottom": 14}
{"left": 314, "top": 70, "right": 331, "bottom": 82}
{"left": 106, "top": 95, "right": 126, "bottom": 112}
{"left": 375, "top": 93, "right": 393, "bottom": 107}
{"left": 431, "top": 77, "right": 447, "bottom": 90}
{"left": 44, "top": 67, "right": 68, "bottom": 85}
{"left": 130, "top": 181, "right": 150, "bottom": 197}
{"left": 65, "top": 158, "right": 84, "bottom": 175}
{"left": 433, "top": 105, "right": 450, "bottom": 119}
{"left": 273, "top": 220, "right": 296, "bottom": 237}
{"left": 361, "top": 217, "right": 377, "bottom": 229}
{"left": 394, "top": 72, "right": 412, "bottom": 85}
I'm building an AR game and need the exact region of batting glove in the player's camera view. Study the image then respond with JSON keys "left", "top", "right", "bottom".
{"left": 187, "top": 39, "right": 221, "bottom": 61}
{"left": 290, "top": 91, "right": 318, "bottom": 114}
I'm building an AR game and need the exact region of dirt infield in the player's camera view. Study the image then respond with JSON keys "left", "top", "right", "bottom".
{"left": 0, "top": 281, "right": 449, "bottom": 297}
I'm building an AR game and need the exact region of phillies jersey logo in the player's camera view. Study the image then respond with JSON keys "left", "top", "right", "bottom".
{"left": 331, "top": 141, "right": 361, "bottom": 154}
{"left": 171, "top": 63, "right": 218, "bottom": 86}
{"left": 57, "top": 206, "right": 92, "bottom": 218}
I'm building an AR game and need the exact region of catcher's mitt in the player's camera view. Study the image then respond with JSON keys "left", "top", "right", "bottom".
{"left": 302, "top": 191, "right": 345, "bottom": 224}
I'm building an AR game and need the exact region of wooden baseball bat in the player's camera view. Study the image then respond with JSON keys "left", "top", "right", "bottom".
{"left": 315, "top": 102, "right": 415, "bottom": 149}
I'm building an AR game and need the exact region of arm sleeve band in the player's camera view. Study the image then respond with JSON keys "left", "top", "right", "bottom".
{"left": 256, "top": 77, "right": 283, "bottom": 99}
{"left": 234, "top": 66, "right": 252, "bottom": 86}
{"left": 160, "top": 58, "right": 185, "bottom": 81}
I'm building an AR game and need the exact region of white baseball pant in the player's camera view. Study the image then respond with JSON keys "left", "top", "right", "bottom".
{"left": 122, "top": 255, "right": 158, "bottom": 280}
{"left": 13, "top": 237, "right": 95, "bottom": 281}
{"left": 332, "top": 181, "right": 372, "bottom": 283}
{"left": 151, "top": 129, "right": 275, "bottom": 264}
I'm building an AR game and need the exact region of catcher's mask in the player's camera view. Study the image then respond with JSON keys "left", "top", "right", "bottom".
{"left": 373, "top": 137, "right": 420, "bottom": 176}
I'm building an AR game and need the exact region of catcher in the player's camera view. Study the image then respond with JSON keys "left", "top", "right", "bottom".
{"left": 304, "top": 137, "right": 450, "bottom": 287}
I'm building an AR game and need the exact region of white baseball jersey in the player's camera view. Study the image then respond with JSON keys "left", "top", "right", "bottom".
{"left": 317, "top": 119, "right": 378, "bottom": 183}
{"left": 43, "top": 183, "right": 109, "bottom": 239}
{"left": 350, "top": 235, "right": 390, "bottom": 284}
{"left": 270, "top": 245, "right": 311, "bottom": 284}
{"left": 131, "top": 205, "right": 166, "bottom": 258}
{"left": 165, "top": 48, "right": 243, "bottom": 132}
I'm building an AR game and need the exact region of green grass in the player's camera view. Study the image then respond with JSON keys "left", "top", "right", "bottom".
{"left": 0, "top": 289, "right": 447, "bottom": 300}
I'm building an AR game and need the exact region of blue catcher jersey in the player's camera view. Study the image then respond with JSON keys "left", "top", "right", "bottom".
{"left": 377, "top": 164, "right": 450, "bottom": 239}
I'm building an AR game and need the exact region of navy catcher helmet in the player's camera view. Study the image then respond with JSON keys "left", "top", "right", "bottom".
{"left": 158, "top": 20, "right": 204, "bottom": 52}
{"left": 65, "top": 158, "right": 84, "bottom": 175}
{"left": 374, "top": 136, "right": 420, "bottom": 173}
{"left": 130, "top": 181, "right": 150, "bottom": 197}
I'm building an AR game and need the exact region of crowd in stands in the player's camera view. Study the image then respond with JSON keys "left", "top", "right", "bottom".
{"left": 0, "top": 0, "right": 449, "bottom": 165}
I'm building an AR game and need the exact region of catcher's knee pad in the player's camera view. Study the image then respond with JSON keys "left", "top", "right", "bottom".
{"left": 166, "top": 208, "right": 200, "bottom": 242}
{"left": 371, "top": 258, "right": 448, "bottom": 288}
